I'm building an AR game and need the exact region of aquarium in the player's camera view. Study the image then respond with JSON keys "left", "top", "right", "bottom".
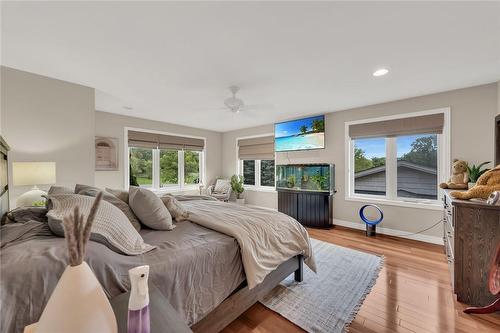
{"left": 275, "top": 115, "right": 325, "bottom": 152}
{"left": 276, "top": 164, "right": 334, "bottom": 193}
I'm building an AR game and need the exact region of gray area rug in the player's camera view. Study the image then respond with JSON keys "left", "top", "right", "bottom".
{"left": 261, "top": 239, "right": 383, "bottom": 333}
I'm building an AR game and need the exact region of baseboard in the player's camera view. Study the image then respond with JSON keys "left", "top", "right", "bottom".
{"left": 333, "top": 218, "right": 444, "bottom": 245}
{"left": 244, "top": 204, "right": 444, "bottom": 246}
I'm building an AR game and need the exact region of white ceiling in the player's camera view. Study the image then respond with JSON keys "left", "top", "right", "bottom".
{"left": 2, "top": 1, "right": 500, "bottom": 132}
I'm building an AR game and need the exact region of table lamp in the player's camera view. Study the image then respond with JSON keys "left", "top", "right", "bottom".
{"left": 12, "top": 162, "right": 56, "bottom": 207}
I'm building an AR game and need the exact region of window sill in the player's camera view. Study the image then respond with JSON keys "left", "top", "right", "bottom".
{"left": 244, "top": 186, "right": 276, "bottom": 193}
{"left": 150, "top": 185, "right": 200, "bottom": 195}
{"left": 345, "top": 195, "right": 443, "bottom": 211}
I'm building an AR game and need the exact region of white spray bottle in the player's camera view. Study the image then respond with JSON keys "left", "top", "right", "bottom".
{"left": 128, "top": 265, "right": 150, "bottom": 333}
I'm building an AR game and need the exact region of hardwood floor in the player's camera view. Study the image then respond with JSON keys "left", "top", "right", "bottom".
{"left": 222, "top": 226, "right": 500, "bottom": 333}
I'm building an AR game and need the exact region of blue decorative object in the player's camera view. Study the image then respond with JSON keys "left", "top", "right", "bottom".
{"left": 359, "top": 204, "right": 383, "bottom": 236}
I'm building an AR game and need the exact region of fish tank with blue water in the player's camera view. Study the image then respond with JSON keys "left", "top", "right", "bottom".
{"left": 276, "top": 164, "right": 335, "bottom": 193}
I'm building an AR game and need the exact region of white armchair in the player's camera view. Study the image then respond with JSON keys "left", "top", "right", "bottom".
{"left": 207, "top": 179, "right": 232, "bottom": 202}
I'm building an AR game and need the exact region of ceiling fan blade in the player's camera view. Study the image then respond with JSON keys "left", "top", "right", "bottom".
{"left": 194, "top": 106, "right": 227, "bottom": 111}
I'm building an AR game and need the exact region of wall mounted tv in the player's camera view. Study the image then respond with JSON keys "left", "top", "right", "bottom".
{"left": 275, "top": 115, "right": 325, "bottom": 152}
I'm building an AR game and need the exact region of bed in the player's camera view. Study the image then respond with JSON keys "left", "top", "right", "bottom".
{"left": 1, "top": 197, "right": 314, "bottom": 333}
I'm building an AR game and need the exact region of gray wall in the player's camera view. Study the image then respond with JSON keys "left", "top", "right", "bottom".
{"left": 222, "top": 83, "right": 499, "bottom": 239}
{"left": 1, "top": 67, "right": 95, "bottom": 207}
{"left": 95, "top": 111, "right": 222, "bottom": 190}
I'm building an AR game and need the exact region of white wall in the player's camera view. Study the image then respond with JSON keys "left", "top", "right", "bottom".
{"left": 222, "top": 83, "right": 498, "bottom": 239}
{"left": 497, "top": 81, "right": 500, "bottom": 115}
{"left": 95, "top": 111, "right": 222, "bottom": 191}
{"left": 1, "top": 67, "right": 95, "bottom": 207}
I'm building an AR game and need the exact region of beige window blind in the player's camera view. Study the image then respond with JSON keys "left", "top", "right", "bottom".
{"left": 348, "top": 113, "right": 444, "bottom": 139}
{"left": 238, "top": 136, "right": 275, "bottom": 160}
{"left": 128, "top": 130, "right": 204, "bottom": 151}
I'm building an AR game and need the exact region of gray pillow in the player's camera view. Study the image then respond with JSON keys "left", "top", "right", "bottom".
{"left": 161, "top": 194, "right": 189, "bottom": 222}
{"left": 46, "top": 194, "right": 155, "bottom": 255}
{"left": 129, "top": 186, "right": 174, "bottom": 230}
{"left": 105, "top": 187, "right": 129, "bottom": 203}
{"left": 48, "top": 186, "right": 74, "bottom": 195}
{"left": 75, "top": 184, "right": 141, "bottom": 231}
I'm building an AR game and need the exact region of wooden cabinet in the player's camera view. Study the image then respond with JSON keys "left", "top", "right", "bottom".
{"left": 443, "top": 190, "right": 500, "bottom": 306}
{"left": 278, "top": 189, "right": 333, "bottom": 228}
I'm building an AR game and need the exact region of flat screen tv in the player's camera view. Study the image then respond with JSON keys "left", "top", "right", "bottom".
{"left": 275, "top": 115, "right": 325, "bottom": 152}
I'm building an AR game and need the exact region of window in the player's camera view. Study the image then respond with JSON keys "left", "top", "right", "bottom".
{"left": 243, "top": 160, "right": 256, "bottom": 185}
{"left": 184, "top": 150, "right": 200, "bottom": 185}
{"left": 347, "top": 110, "right": 448, "bottom": 207}
{"left": 240, "top": 159, "right": 275, "bottom": 189}
{"left": 260, "top": 160, "right": 275, "bottom": 187}
{"left": 129, "top": 148, "right": 153, "bottom": 187}
{"left": 159, "top": 150, "right": 178, "bottom": 186}
{"left": 397, "top": 134, "right": 438, "bottom": 200}
{"left": 129, "top": 147, "right": 203, "bottom": 191}
{"left": 354, "top": 138, "right": 386, "bottom": 196}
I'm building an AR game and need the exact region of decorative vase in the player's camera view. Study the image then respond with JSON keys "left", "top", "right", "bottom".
{"left": 128, "top": 265, "right": 150, "bottom": 333}
{"left": 36, "top": 262, "right": 117, "bottom": 333}
{"left": 236, "top": 198, "right": 245, "bottom": 205}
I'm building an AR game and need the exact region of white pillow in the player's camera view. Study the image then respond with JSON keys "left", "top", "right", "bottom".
{"left": 214, "top": 179, "right": 231, "bottom": 194}
{"left": 47, "top": 194, "right": 155, "bottom": 255}
{"left": 129, "top": 187, "right": 175, "bottom": 230}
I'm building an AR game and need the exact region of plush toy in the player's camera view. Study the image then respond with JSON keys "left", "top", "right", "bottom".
{"left": 451, "top": 164, "right": 500, "bottom": 200}
{"left": 439, "top": 159, "right": 469, "bottom": 190}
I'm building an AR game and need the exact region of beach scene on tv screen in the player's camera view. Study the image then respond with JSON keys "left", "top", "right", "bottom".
{"left": 275, "top": 115, "right": 325, "bottom": 151}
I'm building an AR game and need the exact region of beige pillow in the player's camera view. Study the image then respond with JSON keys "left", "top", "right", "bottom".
{"left": 46, "top": 194, "right": 155, "bottom": 255}
{"left": 129, "top": 186, "right": 175, "bottom": 230}
{"left": 214, "top": 179, "right": 231, "bottom": 193}
{"left": 161, "top": 194, "right": 189, "bottom": 222}
{"left": 105, "top": 187, "right": 129, "bottom": 203}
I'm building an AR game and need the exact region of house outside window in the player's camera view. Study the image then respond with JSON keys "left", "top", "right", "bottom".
{"left": 346, "top": 109, "right": 449, "bottom": 208}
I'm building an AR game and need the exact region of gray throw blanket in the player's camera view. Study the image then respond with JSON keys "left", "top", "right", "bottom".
{"left": 182, "top": 200, "right": 316, "bottom": 289}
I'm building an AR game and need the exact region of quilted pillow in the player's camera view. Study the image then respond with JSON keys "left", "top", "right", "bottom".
{"left": 161, "top": 194, "right": 189, "bottom": 222}
{"left": 75, "top": 184, "right": 141, "bottom": 231}
{"left": 129, "top": 186, "right": 175, "bottom": 230}
{"left": 46, "top": 194, "right": 155, "bottom": 255}
{"left": 214, "top": 179, "right": 231, "bottom": 194}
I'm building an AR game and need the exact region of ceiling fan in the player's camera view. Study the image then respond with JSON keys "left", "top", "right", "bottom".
{"left": 221, "top": 85, "right": 272, "bottom": 113}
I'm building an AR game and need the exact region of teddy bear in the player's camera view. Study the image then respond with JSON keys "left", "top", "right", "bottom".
{"left": 451, "top": 164, "right": 500, "bottom": 200}
{"left": 439, "top": 159, "right": 469, "bottom": 190}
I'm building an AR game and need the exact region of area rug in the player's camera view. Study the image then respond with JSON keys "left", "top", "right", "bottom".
{"left": 261, "top": 239, "right": 383, "bottom": 333}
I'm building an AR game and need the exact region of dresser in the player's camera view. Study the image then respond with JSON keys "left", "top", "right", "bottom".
{"left": 443, "top": 190, "right": 500, "bottom": 306}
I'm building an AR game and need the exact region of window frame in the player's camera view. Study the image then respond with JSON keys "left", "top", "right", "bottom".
{"left": 345, "top": 108, "right": 450, "bottom": 210}
{"left": 236, "top": 133, "right": 276, "bottom": 192}
{"left": 239, "top": 159, "right": 276, "bottom": 191}
{"left": 125, "top": 127, "right": 205, "bottom": 193}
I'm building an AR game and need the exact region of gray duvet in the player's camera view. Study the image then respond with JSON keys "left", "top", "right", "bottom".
{"left": 0, "top": 219, "right": 244, "bottom": 333}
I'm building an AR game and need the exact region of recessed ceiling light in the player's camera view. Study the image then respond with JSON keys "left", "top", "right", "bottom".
{"left": 123, "top": 106, "right": 133, "bottom": 110}
{"left": 373, "top": 68, "right": 389, "bottom": 77}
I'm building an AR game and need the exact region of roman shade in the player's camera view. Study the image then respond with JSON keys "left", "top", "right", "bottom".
{"left": 128, "top": 130, "right": 204, "bottom": 151}
{"left": 348, "top": 113, "right": 444, "bottom": 139}
{"left": 238, "top": 136, "right": 275, "bottom": 160}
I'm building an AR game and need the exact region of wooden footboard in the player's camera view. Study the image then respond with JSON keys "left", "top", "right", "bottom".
{"left": 191, "top": 255, "right": 304, "bottom": 333}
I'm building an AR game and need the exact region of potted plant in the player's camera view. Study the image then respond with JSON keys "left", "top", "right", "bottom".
{"left": 231, "top": 174, "right": 245, "bottom": 205}
{"left": 467, "top": 161, "right": 491, "bottom": 188}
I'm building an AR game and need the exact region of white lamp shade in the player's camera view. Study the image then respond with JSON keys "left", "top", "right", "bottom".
{"left": 12, "top": 162, "right": 56, "bottom": 186}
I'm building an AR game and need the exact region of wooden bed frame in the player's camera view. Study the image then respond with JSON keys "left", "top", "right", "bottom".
{"left": 191, "top": 254, "right": 304, "bottom": 333}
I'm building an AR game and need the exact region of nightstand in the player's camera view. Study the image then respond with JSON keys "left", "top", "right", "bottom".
{"left": 110, "top": 285, "right": 192, "bottom": 333}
